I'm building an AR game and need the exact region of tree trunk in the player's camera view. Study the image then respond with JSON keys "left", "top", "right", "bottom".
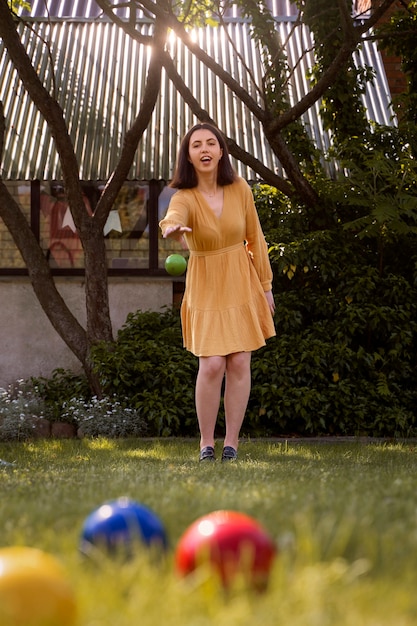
{"left": 266, "top": 130, "right": 320, "bottom": 208}
{"left": 0, "top": 181, "right": 89, "bottom": 365}
{"left": 0, "top": 5, "right": 166, "bottom": 394}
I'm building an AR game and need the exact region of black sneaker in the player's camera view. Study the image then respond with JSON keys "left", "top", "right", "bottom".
{"left": 199, "top": 446, "right": 215, "bottom": 462}
{"left": 221, "top": 446, "right": 238, "bottom": 462}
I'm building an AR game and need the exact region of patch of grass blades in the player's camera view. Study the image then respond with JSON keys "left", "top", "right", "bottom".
{"left": 2, "top": 438, "right": 417, "bottom": 625}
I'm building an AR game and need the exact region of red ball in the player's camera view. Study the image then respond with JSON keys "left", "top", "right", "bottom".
{"left": 175, "top": 510, "right": 276, "bottom": 590}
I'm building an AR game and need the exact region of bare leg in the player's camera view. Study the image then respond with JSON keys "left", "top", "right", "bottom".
{"left": 195, "top": 356, "right": 226, "bottom": 449}
{"left": 223, "top": 351, "right": 252, "bottom": 450}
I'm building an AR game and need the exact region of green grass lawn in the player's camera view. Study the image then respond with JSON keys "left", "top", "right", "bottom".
{"left": 1, "top": 438, "right": 417, "bottom": 625}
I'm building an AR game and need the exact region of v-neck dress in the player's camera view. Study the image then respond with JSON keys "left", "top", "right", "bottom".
{"left": 159, "top": 177, "right": 276, "bottom": 356}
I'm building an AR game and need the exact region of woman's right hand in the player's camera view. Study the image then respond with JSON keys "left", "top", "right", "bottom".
{"left": 163, "top": 224, "right": 192, "bottom": 250}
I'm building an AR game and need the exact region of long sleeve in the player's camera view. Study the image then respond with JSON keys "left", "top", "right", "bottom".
{"left": 159, "top": 191, "right": 189, "bottom": 236}
{"left": 243, "top": 182, "right": 273, "bottom": 292}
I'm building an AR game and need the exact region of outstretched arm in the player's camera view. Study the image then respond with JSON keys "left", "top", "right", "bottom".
{"left": 161, "top": 224, "right": 192, "bottom": 250}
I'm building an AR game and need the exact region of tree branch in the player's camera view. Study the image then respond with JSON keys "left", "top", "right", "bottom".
{"left": 217, "top": 10, "right": 263, "bottom": 103}
{"left": 338, "top": 0, "right": 356, "bottom": 40}
{"left": 94, "top": 0, "right": 153, "bottom": 45}
{"left": 0, "top": 98, "right": 88, "bottom": 360}
{"left": 0, "top": 0, "right": 86, "bottom": 223}
{"left": 93, "top": 17, "right": 167, "bottom": 225}
{"left": 138, "top": 0, "right": 268, "bottom": 122}
{"left": 161, "top": 51, "right": 294, "bottom": 195}
{"left": 357, "top": 0, "right": 398, "bottom": 34}
{"left": 0, "top": 188, "right": 90, "bottom": 361}
{"left": 93, "top": 2, "right": 295, "bottom": 192}
{"left": 257, "top": 0, "right": 398, "bottom": 135}
{"left": 267, "top": 41, "right": 359, "bottom": 133}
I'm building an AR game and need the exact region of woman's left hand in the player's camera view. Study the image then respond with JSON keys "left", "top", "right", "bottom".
{"left": 265, "top": 290, "right": 275, "bottom": 316}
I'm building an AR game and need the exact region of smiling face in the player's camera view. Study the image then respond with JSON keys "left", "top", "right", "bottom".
{"left": 188, "top": 128, "right": 223, "bottom": 178}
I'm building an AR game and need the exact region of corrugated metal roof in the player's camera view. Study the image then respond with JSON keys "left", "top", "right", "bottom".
{"left": 22, "top": 0, "right": 300, "bottom": 20}
{"left": 0, "top": 13, "right": 394, "bottom": 181}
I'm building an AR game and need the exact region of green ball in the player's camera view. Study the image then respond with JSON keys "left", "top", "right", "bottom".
{"left": 164, "top": 254, "right": 187, "bottom": 276}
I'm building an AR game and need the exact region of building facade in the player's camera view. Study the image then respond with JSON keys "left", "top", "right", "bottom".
{"left": 0, "top": 0, "right": 399, "bottom": 385}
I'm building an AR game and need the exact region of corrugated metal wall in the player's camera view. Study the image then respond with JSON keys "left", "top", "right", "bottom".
{"left": 0, "top": 12, "right": 394, "bottom": 181}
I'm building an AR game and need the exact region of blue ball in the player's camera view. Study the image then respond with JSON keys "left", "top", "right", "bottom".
{"left": 80, "top": 497, "right": 167, "bottom": 558}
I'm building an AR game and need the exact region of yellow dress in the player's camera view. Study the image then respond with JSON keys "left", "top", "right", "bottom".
{"left": 159, "top": 177, "right": 276, "bottom": 356}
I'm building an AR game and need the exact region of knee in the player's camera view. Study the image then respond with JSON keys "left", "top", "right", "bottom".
{"left": 199, "top": 356, "right": 226, "bottom": 381}
{"left": 226, "top": 352, "right": 251, "bottom": 379}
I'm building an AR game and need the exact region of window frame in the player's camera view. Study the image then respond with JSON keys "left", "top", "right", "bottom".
{"left": 0, "top": 178, "right": 176, "bottom": 277}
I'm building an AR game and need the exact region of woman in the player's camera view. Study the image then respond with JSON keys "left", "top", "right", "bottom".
{"left": 160, "top": 123, "right": 275, "bottom": 462}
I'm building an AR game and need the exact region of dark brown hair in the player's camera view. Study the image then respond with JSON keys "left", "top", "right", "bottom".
{"left": 169, "top": 123, "right": 237, "bottom": 189}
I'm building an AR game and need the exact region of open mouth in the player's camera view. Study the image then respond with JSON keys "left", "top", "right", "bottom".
{"left": 201, "top": 156, "right": 211, "bottom": 162}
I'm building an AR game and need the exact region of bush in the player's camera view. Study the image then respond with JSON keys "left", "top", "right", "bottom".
{"left": 249, "top": 174, "right": 417, "bottom": 437}
{"left": 31, "top": 369, "right": 91, "bottom": 423}
{"left": 0, "top": 380, "right": 48, "bottom": 440}
{"left": 91, "top": 309, "right": 199, "bottom": 436}
{"left": 62, "top": 396, "right": 147, "bottom": 438}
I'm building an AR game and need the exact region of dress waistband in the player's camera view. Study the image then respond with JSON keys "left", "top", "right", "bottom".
{"left": 189, "top": 242, "right": 244, "bottom": 257}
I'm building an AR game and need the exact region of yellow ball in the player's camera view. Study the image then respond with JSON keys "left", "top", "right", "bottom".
{"left": 0, "top": 547, "right": 77, "bottom": 626}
